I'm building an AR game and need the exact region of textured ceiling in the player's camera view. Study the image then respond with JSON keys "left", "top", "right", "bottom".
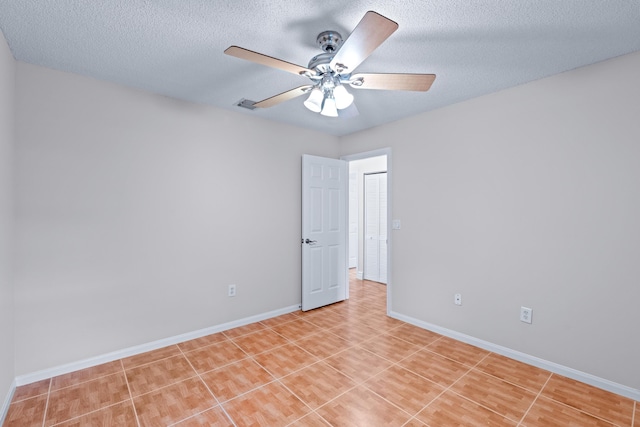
{"left": 1, "top": 1, "right": 640, "bottom": 136}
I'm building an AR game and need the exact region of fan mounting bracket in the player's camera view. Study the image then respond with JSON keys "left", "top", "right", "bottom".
{"left": 316, "top": 31, "right": 343, "bottom": 53}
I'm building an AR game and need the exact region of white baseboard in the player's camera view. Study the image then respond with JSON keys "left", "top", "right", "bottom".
{"left": 0, "top": 378, "right": 16, "bottom": 426}
{"left": 15, "top": 304, "right": 301, "bottom": 387}
{"left": 389, "top": 311, "right": 640, "bottom": 402}
{"left": 356, "top": 271, "right": 363, "bottom": 280}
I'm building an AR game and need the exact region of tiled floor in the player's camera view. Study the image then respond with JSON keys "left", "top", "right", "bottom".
{"left": 5, "top": 272, "right": 639, "bottom": 426}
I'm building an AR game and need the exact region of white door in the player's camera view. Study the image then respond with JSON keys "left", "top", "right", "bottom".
{"left": 379, "top": 172, "right": 388, "bottom": 283}
{"left": 301, "top": 155, "right": 348, "bottom": 311}
{"left": 364, "top": 172, "right": 388, "bottom": 284}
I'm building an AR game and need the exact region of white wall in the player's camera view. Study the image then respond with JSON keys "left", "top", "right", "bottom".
{"left": 341, "top": 51, "right": 640, "bottom": 390}
{"left": 0, "top": 29, "right": 15, "bottom": 411}
{"left": 13, "top": 63, "right": 339, "bottom": 375}
{"left": 9, "top": 42, "right": 640, "bottom": 394}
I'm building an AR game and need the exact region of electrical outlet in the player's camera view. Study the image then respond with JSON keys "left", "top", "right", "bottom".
{"left": 454, "top": 293, "right": 462, "bottom": 305}
{"left": 520, "top": 306, "right": 532, "bottom": 324}
{"left": 228, "top": 284, "right": 236, "bottom": 297}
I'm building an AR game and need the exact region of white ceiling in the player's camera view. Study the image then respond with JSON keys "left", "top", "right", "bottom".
{"left": 1, "top": 1, "right": 639, "bottom": 136}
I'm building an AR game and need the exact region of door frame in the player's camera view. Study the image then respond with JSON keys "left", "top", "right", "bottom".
{"left": 341, "top": 148, "right": 392, "bottom": 315}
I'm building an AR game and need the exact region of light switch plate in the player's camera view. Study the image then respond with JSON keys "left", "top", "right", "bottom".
{"left": 392, "top": 220, "right": 401, "bottom": 230}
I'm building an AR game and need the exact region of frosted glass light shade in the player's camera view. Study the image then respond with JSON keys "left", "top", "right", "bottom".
{"left": 333, "top": 85, "right": 354, "bottom": 109}
{"left": 303, "top": 88, "right": 323, "bottom": 113}
{"left": 320, "top": 96, "right": 338, "bottom": 117}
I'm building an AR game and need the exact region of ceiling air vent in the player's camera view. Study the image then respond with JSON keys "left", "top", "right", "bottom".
{"left": 235, "top": 98, "right": 257, "bottom": 110}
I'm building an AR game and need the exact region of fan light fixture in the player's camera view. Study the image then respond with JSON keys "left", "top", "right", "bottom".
{"left": 320, "top": 93, "right": 338, "bottom": 117}
{"left": 303, "top": 87, "right": 324, "bottom": 112}
{"left": 304, "top": 80, "right": 353, "bottom": 116}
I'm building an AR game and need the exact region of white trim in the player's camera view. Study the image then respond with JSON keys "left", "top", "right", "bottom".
{"left": 0, "top": 378, "right": 16, "bottom": 425}
{"left": 15, "top": 304, "right": 300, "bottom": 387}
{"left": 356, "top": 271, "right": 363, "bottom": 280}
{"left": 390, "top": 311, "right": 640, "bottom": 401}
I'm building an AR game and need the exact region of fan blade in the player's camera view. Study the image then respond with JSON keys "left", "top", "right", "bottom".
{"left": 253, "top": 85, "right": 313, "bottom": 108}
{"left": 225, "top": 46, "right": 313, "bottom": 76}
{"left": 349, "top": 73, "right": 436, "bottom": 91}
{"left": 329, "top": 11, "right": 398, "bottom": 73}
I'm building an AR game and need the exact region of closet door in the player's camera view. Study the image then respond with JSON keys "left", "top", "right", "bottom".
{"left": 364, "top": 172, "right": 387, "bottom": 284}
{"left": 378, "top": 173, "right": 388, "bottom": 283}
{"left": 348, "top": 171, "right": 359, "bottom": 268}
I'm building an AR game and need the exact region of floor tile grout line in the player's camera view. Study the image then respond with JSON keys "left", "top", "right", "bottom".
{"left": 515, "top": 371, "right": 553, "bottom": 427}
{"left": 535, "top": 374, "right": 632, "bottom": 427}
{"left": 9, "top": 381, "right": 50, "bottom": 404}
{"left": 120, "top": 359, "right": 142, "bottom": 427}
{"left": 221, "top": 323, "right": 271, "bottom": 340}
{"left": 251, "top": 352, "right": 324, "bottom": 386}
{"left": 415, "top": 343, "right": 488, "bottom": 370}
{"left": 285, "top": 284, "right": 418, "bottom": 422}
{"left": 173, "top": 346, "right": 238, "bottom": 427}
{"left": 183, "top": 353, "right": 253, "bottom": 378}
{"left": 448, "top": 389, "right": 525, "bottom": 424}
{"left": 121, "top": 344, "right": 183, "bottom": 370}
{"left": 185, "top": 342, "right": 333, "bottom": 406}
{"left": 295, "top": 341, "right": 434, "bottom": 421}
{"left": 275, "top": 337, "right": 411, "bottom": 422}
{"left": 9, "top": 393, "right": 46, "bottom": 405}
{"left": 208, "top": 339, "right": 323, "bottom": 406}
{"left": 274, "top": 375, "right": 325, "bottom": 422}
{"left": 179, "top": 333, "right": 256, "bottom": 371}
{"left": 447, "top": 352, "right": 539, "bottom": 424}
{"left": 469, "top": 364, "right": 551, "bottom": 396}
{"left": 212, "top": 374, "right": 282, "bottom": 406}
{"left": 46, "top": 400, "right": 134, "bottom": 427}
{"left": 284, "top": 409, "right": 334, "bottom": 427}
{"left": 126, "top": 372, "right": 202, "bottom": 399}
{"left": 324, "top": 316, "right": 443, "bottom": 420}
{"left": 360, "top": 370, "right": 440, "bottom": 422}
{"left": 405, "top": 351, "right": 497, "bottom": 424}
{"left": 177, "top": 335, "right": 233, "bottom": 354}
{"left": 359, "top": 337, "right": 447, "bottom": 390}
{"left": 294, "top": 381, "right": 359, "bottom": 420}
{"left": 228, "top": 325, "right": 302, "bottom": 357}
{"left": 40, "top": 378, "right": 51, "bottom": 427}
{"left": 46, "top": 369, "right": 126, "bottom": 394}
{"left": 542, "top": 396, "right": 628, "bottom": 427}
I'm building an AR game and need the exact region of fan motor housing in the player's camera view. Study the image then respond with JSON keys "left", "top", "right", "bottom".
{"left": 308, "top": 52, "right": 334, "bottom": 73}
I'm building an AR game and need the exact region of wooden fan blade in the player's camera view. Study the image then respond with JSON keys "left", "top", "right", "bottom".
{"left": 225, "top": 46, "right": 313, "bottom": 76}
{"left": 253, "top": 85, "right": 313, "bottom": 108}
{"left": 329, "top": 11, "right": 398, "bottom": 73}
{"left": 349, "top": 73, "right": 436, "bottom": 91}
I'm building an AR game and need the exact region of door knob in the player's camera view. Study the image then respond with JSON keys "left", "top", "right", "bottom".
{"left": 304, "top": 238, "right": 317, "bottom": 244}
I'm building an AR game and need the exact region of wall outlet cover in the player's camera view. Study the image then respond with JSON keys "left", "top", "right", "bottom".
{"left": 520, "top": 306, "right": 532, "bottom": 324}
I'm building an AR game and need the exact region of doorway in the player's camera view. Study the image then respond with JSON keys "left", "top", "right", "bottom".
{"left": 363, "top": 171, "right": 387, "bottom": 284}
{"left": 342, "top": 149, "right": 391, "bottom": 313}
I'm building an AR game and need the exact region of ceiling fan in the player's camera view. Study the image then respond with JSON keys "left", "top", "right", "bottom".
{"left": 224, "top": 11, "right": 436, "bottom": 118}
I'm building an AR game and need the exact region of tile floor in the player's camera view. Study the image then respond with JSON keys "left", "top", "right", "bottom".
{"left": 4, "top": 273, "right": 639, "bottom": 426}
